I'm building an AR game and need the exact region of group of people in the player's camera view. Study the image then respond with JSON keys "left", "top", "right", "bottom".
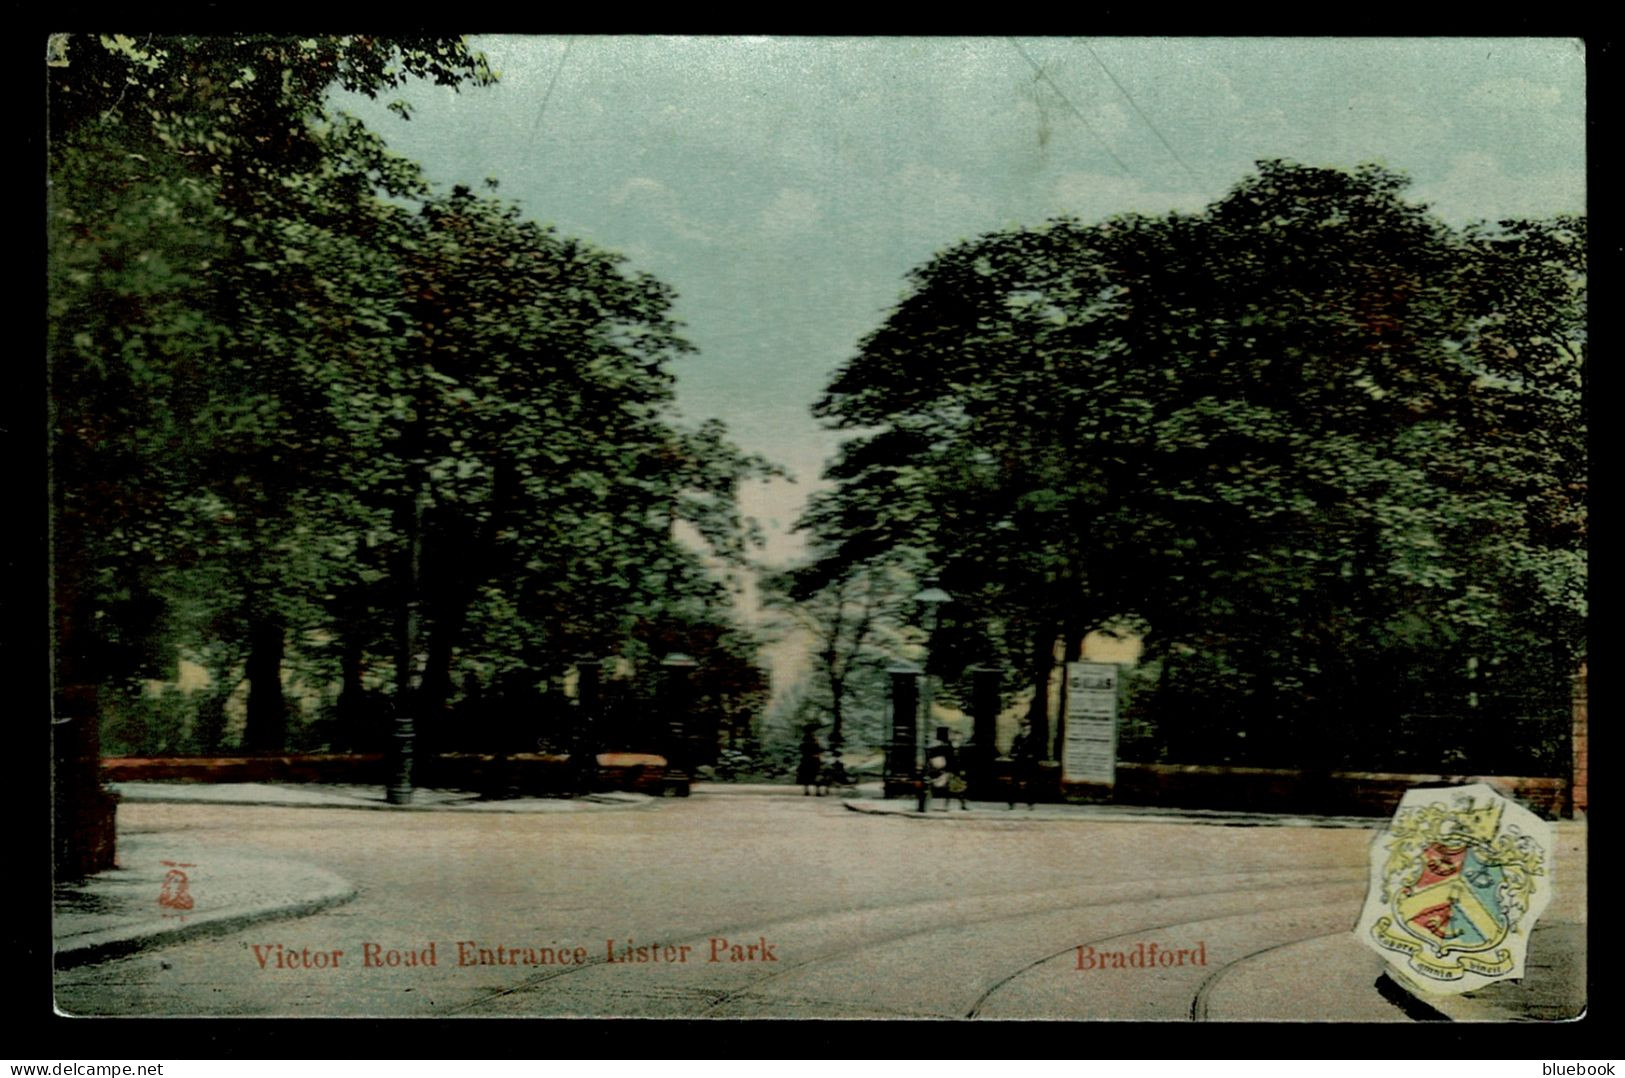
{"left": 925, "top": 726, "right": 971, "bottom": 810}
{"left": 797, "top": 719, "right": 1045, "bottom": 809}
{"left": 928, "top": 721, "right": 1044, "bottom": 810}
{"left": 796, "top": 729, "right": 852, "bottom": 796}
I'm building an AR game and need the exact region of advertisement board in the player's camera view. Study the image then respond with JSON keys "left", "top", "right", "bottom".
{"left": 1062, "top": 660, "right": 1118, "bottom": 786}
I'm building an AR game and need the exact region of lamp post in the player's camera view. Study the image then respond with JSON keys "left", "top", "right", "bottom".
{"left": 388, "top": 452, "right": 430, "bottom": 806}
{"left": 913, "top": 580, "right": 951, "bottom": 813}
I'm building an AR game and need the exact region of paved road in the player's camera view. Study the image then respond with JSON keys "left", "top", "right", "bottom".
{"left": 54, "top": 793, "right": 1583, "bottom": 1020}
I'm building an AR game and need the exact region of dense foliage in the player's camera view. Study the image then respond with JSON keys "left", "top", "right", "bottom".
{"left": 803, "top": 161, "right": 1585, "bottom": 775}
{"left": 49, "top": 34, "right": 773, "bottom": 765}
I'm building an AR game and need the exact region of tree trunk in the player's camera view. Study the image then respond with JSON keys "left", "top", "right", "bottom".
{"left": 828, "top": 674, "right": 846, "bottom": 753}
{"left": 243, "top": 614, "right": 287, "bottom": 753}
{"left": 1026, "top": 629, "right": 1056, "bottom": 760}
{"left": 1155, "top": 653, "right": 1177, "bottom": 762}
{"left": 417, "top": 611, "right": 466, "bottom": 757}
{"left": 416, "top": 460, "right": 516, "bottom": 756}
{"left": 335, "top": 634, "right": 366, "bottom": 752}
{"left": 1053, "top": 625, "right": 1086, "bottom": 760}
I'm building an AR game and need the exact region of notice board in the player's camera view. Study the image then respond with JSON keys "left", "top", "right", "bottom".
{"left": 1062, "top": 661, "right": 1119, "bottom": 786}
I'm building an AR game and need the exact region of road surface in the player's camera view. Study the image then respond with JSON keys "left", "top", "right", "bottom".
{"left": 57, "top": 792, "right": 1580, "bottom": 1020}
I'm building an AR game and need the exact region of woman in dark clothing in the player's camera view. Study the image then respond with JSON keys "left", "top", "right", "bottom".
{"left": 1007, "top": 719, "right": 1040, "bottom": 809}
{"left": 797, "top": 729, "right": 824, "bottom": 795}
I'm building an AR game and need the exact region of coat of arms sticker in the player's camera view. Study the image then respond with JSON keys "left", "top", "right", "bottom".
{"left": 1356, "top": 783, "right": 1555, "bottom": 995}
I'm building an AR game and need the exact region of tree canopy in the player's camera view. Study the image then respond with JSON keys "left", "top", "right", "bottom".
{"left": 49, "top": 34, "right": 774, "bottom": 762}
{"left": 803, "top": 160, "right": 1585, "bottom": 773}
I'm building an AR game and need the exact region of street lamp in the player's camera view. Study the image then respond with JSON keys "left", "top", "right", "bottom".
{"left": 913, "top": 580, "right": 951, "bottom": 813}
{"left": 388, "top": 449, "right": 430, "bottom": 806}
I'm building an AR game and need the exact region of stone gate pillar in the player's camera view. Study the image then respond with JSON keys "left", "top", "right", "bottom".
{"left": 1571, "top": 660, "right": 1588, "bottom": 817}
{"left": 886, "top": 662, "right": 920, "bottom": 799}
{"left": 659, "top": 654, "right": 697, "bottom": 796}
{"left": 53, "top": 686, "right": 118, "bottom": 880}
{"left": 969, "top": 665, "right": 1001, "bottom": 798}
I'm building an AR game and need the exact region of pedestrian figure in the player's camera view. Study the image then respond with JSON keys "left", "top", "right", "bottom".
{"left": 928, "top": 726, "right": 968, "bottom": 811}
{"left": 797, "top": 728, "right": 824, "bottom": 796}
{"left": 821, "top": 752, "right": 850, "bottom": 794}
{"left": 1007, "top": 718, "right": 1040, "bottom": 810}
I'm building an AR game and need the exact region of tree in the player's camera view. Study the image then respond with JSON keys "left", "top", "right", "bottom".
{"left": 47, "top": 34, "right": 497, "bottom": 876}
{"left": 50, "top": 35, "right": 779, "bottom": 786}
{"left": 805, "top": 161, "right": 1586, "bottom": 774}
{"left": 49, "top": 34, "right": 495, "bottom": 745}
{"left": 763, "top": 504, "right": 917, "bottom": 760}
{"left": 368, "top": 185, "right": 779, "bottom": 763}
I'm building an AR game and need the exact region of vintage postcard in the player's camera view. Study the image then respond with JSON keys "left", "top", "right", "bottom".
{"left": 48, "top": 35, "right": 1587, "bottom": 1024}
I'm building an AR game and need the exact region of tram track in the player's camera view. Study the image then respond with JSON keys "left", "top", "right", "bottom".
{"left": 1187, "top": 929, "right": 1346, "bottom": 1022}
{"left": 448, "top": 867, "right": 1366, "bottom": 1018}
{"left": 966, "top": 901, "right": 1357, "bottom": 1020}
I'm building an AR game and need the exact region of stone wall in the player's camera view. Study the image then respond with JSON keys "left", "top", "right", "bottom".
{"left": 101, "top": 752, "right": 669, "bottom": 795}
{"left": 103, "top": 754, "right": 388, "bottom": 784}
{"left": 979, "top": 757, "right": 1572, "bottom": 818}
{"left": 1109, "top": 763, "right": 1569, "bottom": 819}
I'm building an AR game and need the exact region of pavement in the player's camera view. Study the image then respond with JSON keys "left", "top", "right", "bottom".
{"left": 840, "top": 792, "right": 1387, "bottom": 829}
{"left": 53, "top": 831, "right": 359, "bottom": 969}
{"left": 53, "top": 780, "right": 1585, "bottom": 1021}
{"left": 53, "top": 782, "right": 654, "bottom": 968}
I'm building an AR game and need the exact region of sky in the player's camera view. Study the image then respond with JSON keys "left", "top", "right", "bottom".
{"left": 335, "top": 36, "right": 1586, "bottom": 568}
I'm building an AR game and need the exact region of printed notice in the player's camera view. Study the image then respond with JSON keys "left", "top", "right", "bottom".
{"left": 1062, "top": 661, "right": 1118, "bottom": 786}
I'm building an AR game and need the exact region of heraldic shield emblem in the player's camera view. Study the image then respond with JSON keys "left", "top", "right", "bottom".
{"left": 1355, "top": 783, "right": 1554, "bottom": 995}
